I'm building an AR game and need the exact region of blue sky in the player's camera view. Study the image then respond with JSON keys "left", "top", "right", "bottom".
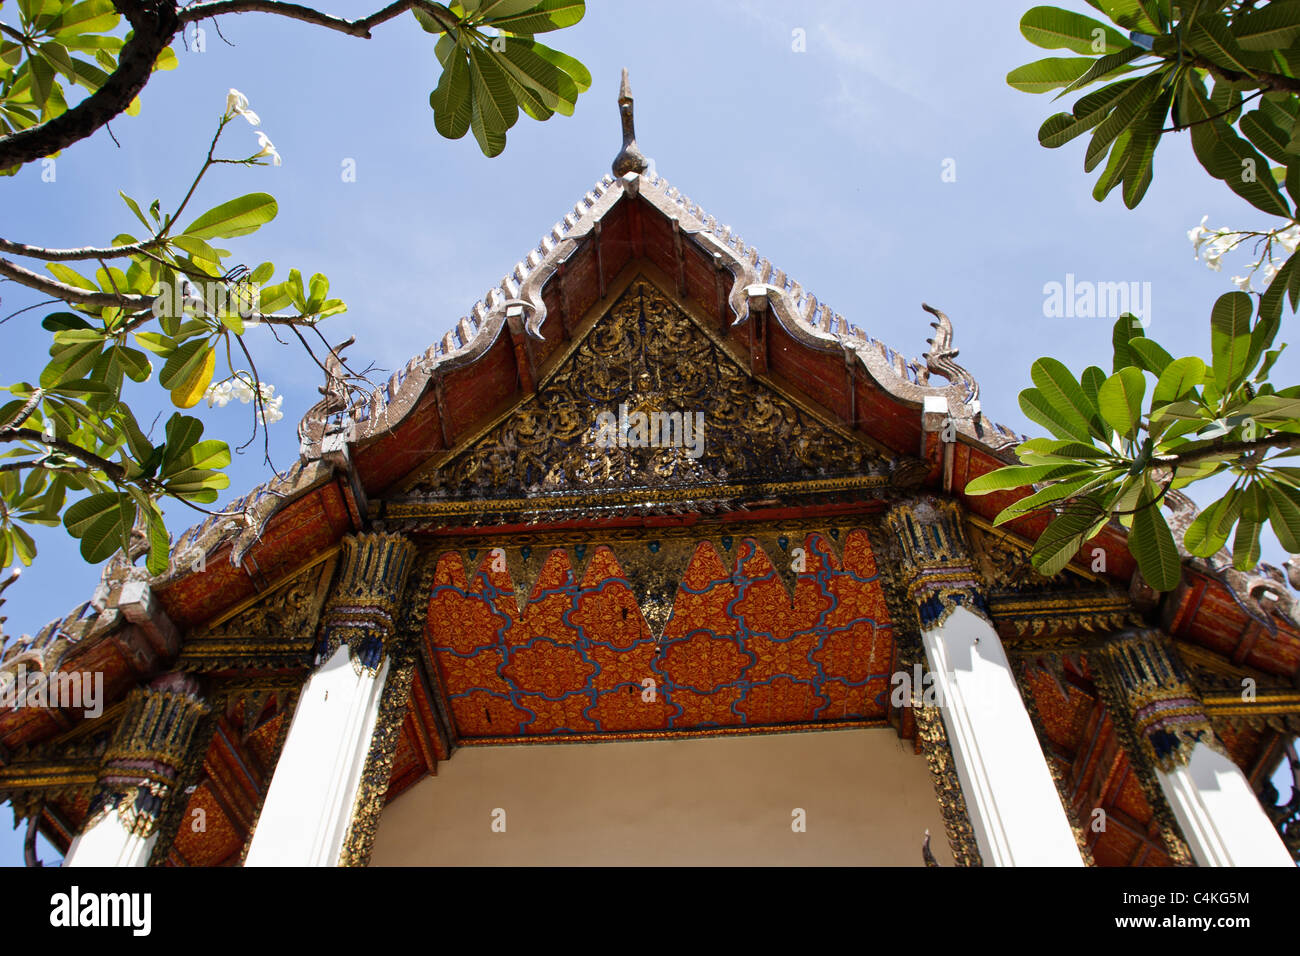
{"left": 1, "top": 0, "right": 1295, "bottom": 865}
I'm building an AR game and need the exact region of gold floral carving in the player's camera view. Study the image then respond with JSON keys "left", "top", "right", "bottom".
{"left": 400, "top": 278, "right": 895, "bottom": 525}
{"left": 85, "top": 674, "right": 209, "bottom": 839}
{"left": 877, "top": 542, "right": 983, "bottom": 867}
{"left": 178, "top": 555, "right": 335, "bottom": 672}
{"left": 1089, "top": 640, "right": 1196, "bottom": 865}
{"left": 338, "top": 642, "right": 416, "bottom": 867}
{"left": 1099, "top": 630, "right": 1221, "bottom": 774}
{"left": 319, "top": 533, "right": 416, "bottom": 674}
{"left": 884, "top": 497, "right": 992, "bottom": 631}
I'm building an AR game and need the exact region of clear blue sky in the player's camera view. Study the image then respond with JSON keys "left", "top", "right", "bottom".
{"left": 1, "top": 0, "right": 1294, "bottom": 865}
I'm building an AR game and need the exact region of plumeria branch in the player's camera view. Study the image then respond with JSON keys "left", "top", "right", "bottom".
{"left": 178, "top": 0, "right": 461, "bottom": 38}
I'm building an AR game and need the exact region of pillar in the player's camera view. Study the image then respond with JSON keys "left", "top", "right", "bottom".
{"left": 1102, "top": 629, "right": 1293, "bottom": 867}
{"left": 886, "top": 498, "right": 1084, "bottom": 866}
{"left": 244, "top": 532, "right": 415, "bottom": 867}
{"left": 63, "top": 672, "right": 208, "bottom": 867}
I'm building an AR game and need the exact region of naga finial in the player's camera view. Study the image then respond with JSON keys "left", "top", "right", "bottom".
{"left": 612, "top": 68, "right": 649, "bottom": 177}
{"left": 919, "top": 302, "right": 979, "bottom": 404}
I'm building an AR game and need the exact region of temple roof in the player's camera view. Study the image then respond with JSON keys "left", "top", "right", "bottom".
{"left": 3, "top": 114, "right": 1299, "bottom": 775}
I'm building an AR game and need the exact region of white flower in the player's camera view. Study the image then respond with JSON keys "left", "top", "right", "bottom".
{"left": 1279, "top": 225, "right": 1300, "bottom": 255}
{"left": 1188, "top": 215, "right": 1211, "bottom": 253}
{"left": 260, "top": 394, "right": 284, "bottom": 425}
{"left": 253, "top": 131, "right": 281, "bottom": 166}
{"left": 205, "top": 380, "right": 233, "bottom": 408}
{"left": 225, "top": 88, "right": 261, "bottom": 126}
{"left": 1232, "top": 274, "right": 1252, "bottom": 292}
{"left": 231, "top": 376, "right": 256, "bottom": 404}
{"left": 1261, "top": 260, "right": 1281, "bottom": 286}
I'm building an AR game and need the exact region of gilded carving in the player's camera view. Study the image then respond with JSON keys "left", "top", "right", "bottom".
{"left": 884, "top": 497, "right": 991, "bottom": 630}
{"left": 84, "top": 673, "right": 208, "bottom": 840}
{"left": 403, "top": 279, "right": 892, "bottom": 524}
{"left": 319, "top": 534, "right": 416, "bottom": 674}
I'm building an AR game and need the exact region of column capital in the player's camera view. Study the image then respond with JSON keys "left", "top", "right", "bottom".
{"left": 884, "top": 496, "right": 990, "bottom": 630}
{"left": 85, "top": 672, "right": 208, "bottom": 840}
{"left": 1100, "top": 628, "right": 1218, "bottom": 773}
{"left": 319, "top": 532, "right": 417, "bottom": 674}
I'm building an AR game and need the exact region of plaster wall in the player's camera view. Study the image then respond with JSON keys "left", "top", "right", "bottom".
{"left": 370, "top": 727, "right": 954, "bottom": 866}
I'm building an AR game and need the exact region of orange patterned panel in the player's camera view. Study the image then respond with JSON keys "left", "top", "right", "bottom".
{"left": 425, "top": 529, "right": 894, "bottom": 740}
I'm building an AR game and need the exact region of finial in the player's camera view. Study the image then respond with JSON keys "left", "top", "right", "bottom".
{"left": 612, "top": 67, "right": 649, "bottom": 178}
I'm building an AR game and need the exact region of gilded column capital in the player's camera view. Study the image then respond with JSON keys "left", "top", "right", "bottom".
{"left": 884, "top": 497, "right": 991, "bottom": 629}
{"left": 1100, "top": 629, "right": 1218, "bottom": 773}
{"left": 319, "top": 532, "right": 417, "bottom": 674}
{"left": 86, "top": 672, "right": 208, "bottom": 839}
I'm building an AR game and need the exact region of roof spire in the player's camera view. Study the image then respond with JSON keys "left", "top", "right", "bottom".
{"left": 612, "top": 68, "right": 649, "bottom": 177}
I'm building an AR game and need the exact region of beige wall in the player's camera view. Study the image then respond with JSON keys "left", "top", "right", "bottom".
{"left": 370, "top": 727, "right": 955, "bottom": 866}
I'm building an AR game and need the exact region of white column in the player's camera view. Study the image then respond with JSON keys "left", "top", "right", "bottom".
{"left": 923, "top": 606, "right": 1085, "bottom": 866}
{"left": 1157, "top": 741, "right": 1294, "bottom": 867}
{"left": 64, "top": 813, "right": 158, "bottom": 867}
{"left": 245, "top": 646, "right": 390, "bottom": 866}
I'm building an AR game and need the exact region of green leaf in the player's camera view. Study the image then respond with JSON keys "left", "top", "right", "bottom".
{"left": 1020, "top": 386, "right": 1096, "bottom": 442}
{"left": 485, "top": 0, "right": 586, "bottom": 34}
{"left": 1152, "top": 356, "right": 1205, "bottom": 405}
{"left": 181, "top": 193, "right": 278, "bottom": 241}
{"left": 1264, "top": 475, "right": 1300, "bottom": 552}
{"left": 46, "top": 261, "right": 97, "bottom": 291}
{"left": 1031, "top": 496, "right": 1106, "bottom": 576}
{"left": 992, "top": 473, "right": 1115, "bottom": 526}
{"left": 162, "top": 412, "right": 203, "bottom": 467}
{"left": 1234, "top": 1, "right": 1300, "bottom": 52}
{"left": 1184, "top": 490, "right": 1241, "bottom": 557}
{"left": 1020, "top": 5, "right": 1131, "bottom": 54}
{"left": 965, "top": 462, "right": 1097, "bottom": 495}
{"left": 62, "top": 490, "right": 134, "bottom": 564}
{"left": 526, "top": 37, "right": 590, "bottom": 90}
{"left": 52, "top": 0, "right": 120, "bottom": 38}
{"left": 430, "top": 41, "right": 473, "bottom": 139}
{"left": 1031, "top": 356, "right": 1104, "bottom": 439}
{"left": 1007, "top": 56, "right": 1097, "bottom": 94}
{"left": 1129, "top": 482, "right": 1180, "bottom": 591}
{"left": 1128, "top": 336, "right": 1172, "bottom": 375}
{"left": 1097, "top": 366, "right": 1146, "bottom": 439}
{"left": 1210, "top": 290, "right": 1254, "bottom": 392}
{"left": 1084, "top": 72, "right": 1160, "bottom": 173}
{"left": 1037, "top": 78, "right": 1139, "bottom": 147}
{"left": 467, "top": 43, "right": 518, "bottom": 156}
{"left": 158, "top": 339, "right": 207, "bottom": 390}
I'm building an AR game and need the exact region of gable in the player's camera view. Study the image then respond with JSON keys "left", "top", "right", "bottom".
{"left": 384, "top": 274, "right": 908, "bottom": 529}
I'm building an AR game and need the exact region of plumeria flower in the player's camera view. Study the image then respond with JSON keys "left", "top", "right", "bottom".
{"left": 261, "top": 394, "right": 285, "bottom": 425}
{"left": 1279, "top": 226, "right": 1300, "bottom": 255}
{"left": 1232, "top": 274, "right": 1252, "bottom": 293}
{"left": 205, "top": 380, "right": 233, "bottom": 408}
{"left": 231, "top": 376, "right": 256, "bottom": 403}
{"left": 225, "top": 88, "right": 261, "bottom": 126}
{"left": 1187, "top": 215, "right": 1210, "bottom": 253}
{"left": 253, "top": 131, "right": 281, "bottom": 166}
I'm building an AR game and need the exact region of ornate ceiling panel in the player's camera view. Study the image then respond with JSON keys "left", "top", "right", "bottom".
{"left": 421, "top": 528, "right": 894, "bottom": 741}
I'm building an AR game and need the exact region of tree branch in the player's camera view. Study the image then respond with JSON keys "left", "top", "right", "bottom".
{"left": 0, "top": 0, "right": 180, "bottom": 171}
{"left": 0, "top": 428, "right": 127, "bottom": 482}
{"left": 0, "top": 256, "right": 152, "bottom": 309}
{"left": 1158, "top": 432, "right": 1300, "bottom": 468}
{"left": 1190, "top": 54, "right": 1300, "bottom": 95}
{"left": 0, "top": 236, "right": 167, "bottom": 262}
{"left": 178, "top": 0, "right": 460, "bottom": 38}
